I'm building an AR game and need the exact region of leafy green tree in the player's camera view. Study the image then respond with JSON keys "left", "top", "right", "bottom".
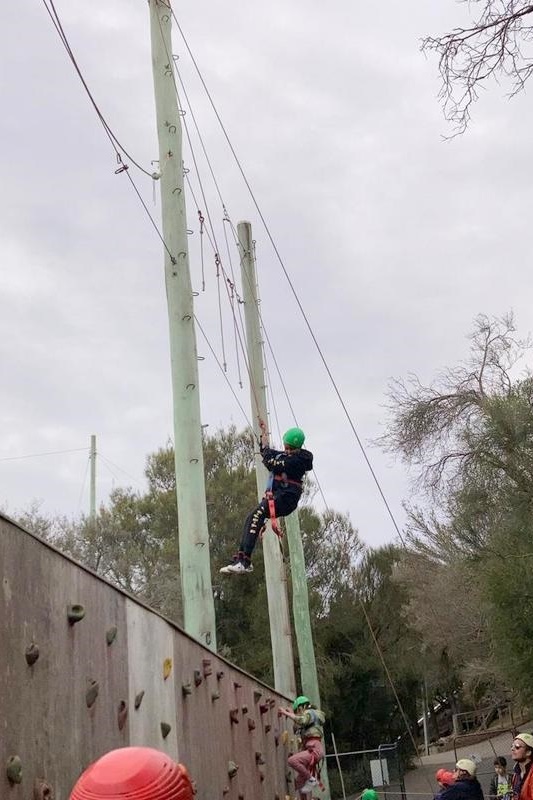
{"left": 382, "top": 312, "right": 533, "bottom": 704}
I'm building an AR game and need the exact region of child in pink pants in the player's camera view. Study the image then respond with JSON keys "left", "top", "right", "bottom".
{"left": 279, "top": 696, "right": 325, "bottom": 796}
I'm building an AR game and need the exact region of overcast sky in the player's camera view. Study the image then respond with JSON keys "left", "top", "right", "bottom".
{"left": 2, "top": 0, "right": 532, "bottom": 550}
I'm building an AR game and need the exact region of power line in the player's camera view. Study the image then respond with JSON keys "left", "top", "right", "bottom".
{"left": 40, "top": 0, "right": 176, "bottom": 264}
{"left": 172, "top": 9, "right": 405, "bottom": 546}
{"left": 0, "top": 447, "right": 88, "bottom": 462}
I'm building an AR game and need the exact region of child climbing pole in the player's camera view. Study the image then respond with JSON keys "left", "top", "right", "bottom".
{"left": 220, "top": 424, "right": 313, "bottom": 574}
{"left": 279, "top": 695, "right": 326, "bottom": 797}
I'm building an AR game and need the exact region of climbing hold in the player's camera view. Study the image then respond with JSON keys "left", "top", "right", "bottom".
{"left": 241, "top": 705, "right": 248, "bottom": 714}
{"left": 202, "top": 658, "right": 212, "bottom": 677}
{"left": 85, "top": 679, "right": 99, "bottom": 708}
{"left": 238, "top": 794, "right": 244, "bottom": 800}
{"left": 67, "top": 604, "right": 85, "bottom": 625}
{"left": 6, "top": 755, "right": 22, "bottom": 784}
{"left": 33, "top": 777, "right": 54, "bottom": 799}
{"left": 193, "top": 670, "right": 202, "bottom": 687}
{"left": 211, "top": 691, "right": 220, "bottom": 702}
{"left": 134, "top": 691, "right": 145, "bottom": 709}
{"left": 259, "top": 772, "right": 265, "bottom": 783}
{"left": 163, "top": 658, "right": 172, "bottom": 680}
{"left": 259, "top": 703, "right": 269, "bottom": 715}
{"left": 117, "top": 700, "right": 128, "bottom": 731}
{"left": 253, "top": 690, "right": 262, "bottom": 702}
{"left": 268, "top": 698, "right": 276, "bottom": 709}
{"left": 25, "top": 643, "right": 40, "bottom": 666}
{"left": 255, "top": 752, "right": 265, "bottom": 765}
{"left": 247, "top": 719, "right": 256, "bottom": 731}
{"left": 222, "top": 787, "right": 229, "bottom": 796}
{"left": 216, "top": 670, "right": 224, "bottom": 680}
{"left": 281, "top": 730, "right": 289, "bottom": 746}
{"left": 228, "top": 761, "right": 239, "bottom": 779}
{"left": 233, "top": 681, "right": 242, "bottom": 689}
{"left": 275, "top": 734, "right": 280, "bottom": 747}
{"left": 229, "top": 709, "right": 239, "bottom": 725}
{"left": 161, "top": 722, "right": 171, "bottom": 739}
{"left": 106, "top": 626, "right": 117, "bottom": 646}
{"left": 182, "top": 683, "right": 192, "bottom": 696}
{"left": 265, "top": 724, "right": 271, "bottom": 733}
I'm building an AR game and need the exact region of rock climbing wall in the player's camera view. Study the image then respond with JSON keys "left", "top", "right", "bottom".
{"left": 0, "top": 513, "right": 294, "bottom": 800}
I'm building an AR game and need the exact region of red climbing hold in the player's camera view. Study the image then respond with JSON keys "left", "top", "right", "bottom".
{"left": 69, "top": 747, "right": 193, "bottom": 800}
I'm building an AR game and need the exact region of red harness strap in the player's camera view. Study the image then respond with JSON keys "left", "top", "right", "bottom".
{"left": 265, "top": 490, "right": 282, "bottom": 538}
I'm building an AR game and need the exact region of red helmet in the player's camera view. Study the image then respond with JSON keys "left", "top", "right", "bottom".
{"left": 70, "top": 747, "right": 193, "bottom": 800}
{"left": 435, "top": 768, "right": 455, "bottom": 787}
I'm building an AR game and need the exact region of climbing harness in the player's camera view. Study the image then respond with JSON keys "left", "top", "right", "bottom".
{"left": 264, "top": 472, "right": 282, "bottom": 539}
{"left": 273, "top": 474, "right": 302, "bottom": 488}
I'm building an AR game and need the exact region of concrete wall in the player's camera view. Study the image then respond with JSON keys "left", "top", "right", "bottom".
{"left": 0, "top": 513, "right": 293, "bottom": 800}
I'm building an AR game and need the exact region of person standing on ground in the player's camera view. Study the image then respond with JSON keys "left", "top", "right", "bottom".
{"left": 437, "top": 759, "right": 484, "bottom": 800}
{"left": 436, "top": 769, "right": 456, "bottom": 797}
{"left": 511, "top": 732, "right": 533, "bottom": 800}
{"left": 220, "top": 426, "right": 313, "bottom": 575}
{"left": 490, "top": 756, "right": 512, "bottom": 800}
{"left": 279, "top": 695, "right": 325, "bottom": 797}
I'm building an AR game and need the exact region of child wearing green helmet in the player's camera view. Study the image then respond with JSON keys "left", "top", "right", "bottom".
{"left": 220, "top": 425, "right": 313, "bottom": 575}
{"left": 279, "top": 696, "right": 325, "bottom": 796}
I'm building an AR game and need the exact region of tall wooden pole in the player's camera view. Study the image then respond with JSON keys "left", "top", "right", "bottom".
{"left": 238, "top": 220, "right": 296, "bottom": 697}
{"left": 285, "top": 514, "right": 320, "bottom": 702}
{"left": 286, "top": 512, "right": 331, "bottom": 798}
{"left": 149, "top": 0, "right": 216, "bottom": 650}
{"left": 89, "top": 434, "right": 96, "bottom": 523}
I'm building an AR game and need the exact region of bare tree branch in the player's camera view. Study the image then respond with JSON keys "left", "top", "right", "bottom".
{"left": 422, "top": 2, "right": 533, "bottom": 133}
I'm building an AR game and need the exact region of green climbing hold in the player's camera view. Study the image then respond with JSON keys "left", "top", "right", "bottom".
{"left": 228, "top": 761, "right": 239, "bottom": 778}
{"left": 85, "top": 680, "right": 99, "bottom": 708}
{"left": 67, "top": 604, "right": 85, "bottom": 625}
{"left": 106, "top": 626, "right": 117, "bottom": 645}
{"left": 6, "top": 755, "right": 22, "bottom": 785}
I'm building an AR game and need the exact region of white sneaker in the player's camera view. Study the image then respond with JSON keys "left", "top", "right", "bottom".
{"left": 219, "top": 561, "right": 253, "bottom": 574}
{"left": 301, "top": 777, "right": 318, "bottom": 794}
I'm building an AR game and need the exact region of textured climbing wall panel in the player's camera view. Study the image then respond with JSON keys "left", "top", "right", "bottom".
{"left": 0, "top": 513, "right": 292, "bottom": 800}
{"left": 126, "top": 600, "right": 179, "bottom": 757}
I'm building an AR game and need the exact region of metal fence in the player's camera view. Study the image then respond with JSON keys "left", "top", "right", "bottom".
{"left": 325, "top": 741, "right": 406, "bottom": 800}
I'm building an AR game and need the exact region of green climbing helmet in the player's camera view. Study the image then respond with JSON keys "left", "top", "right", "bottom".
{"left": 361, "top": 790, "right": 379, "bottom": 800}
{"left": 293, "top": 695, "right": 310, "bottom": 712}
{"left": 283, "top": 427, "right": 305, "bottom": 449}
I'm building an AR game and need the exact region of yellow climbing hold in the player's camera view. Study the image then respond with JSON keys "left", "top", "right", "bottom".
{"left": 163, "top": 658, "right": 172, "bottom": 680}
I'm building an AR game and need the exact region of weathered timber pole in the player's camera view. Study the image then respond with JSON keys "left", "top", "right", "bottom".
{"left": 149, "top": 0, "right": 216, "bottom": 650}
{"left": 238, "top": 220, "right": 296, "bottom": 696}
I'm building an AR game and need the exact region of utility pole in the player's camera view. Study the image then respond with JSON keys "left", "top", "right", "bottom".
{"left": 89, "top": 434, "right": 96, "bottom": 523}
{"left": 149, "top": 0, "right": 216, "bottom": 650}
{"left": 285, "top": 514, "right": 321, "bottom": 703}
{"left": 238, "top": 220, "right": 296, "bottom": 697}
